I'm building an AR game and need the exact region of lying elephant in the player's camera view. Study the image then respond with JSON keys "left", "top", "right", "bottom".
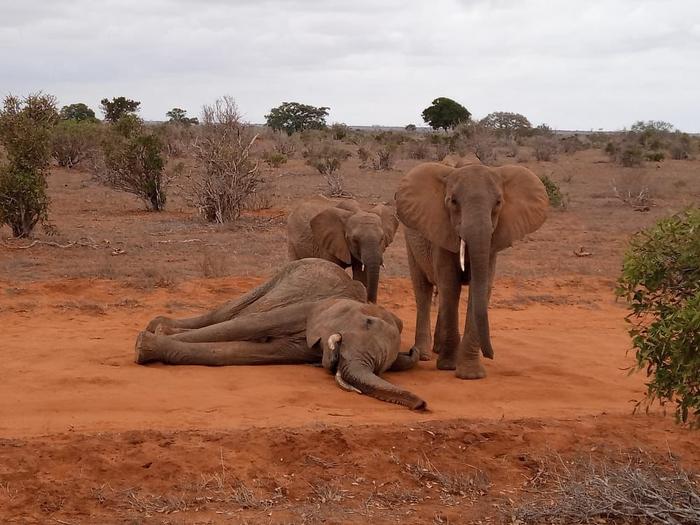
{"left": 136, "top": 258, "right": 426, "bottom": 410}
{"left": 286, "top": 196, "right": 399, "bottom": 303}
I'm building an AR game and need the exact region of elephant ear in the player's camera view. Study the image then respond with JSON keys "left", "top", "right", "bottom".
{"left": 360, "top": 303, "right": 403, "bottom": 333}
{"left": 369, "top": 204, "right": 399, "bottom": 245}
{"left": 492, "top": 166, "right": 549, "bottom": 252}
{"left": 334, "top": 199, "right": 362, "bottom": 213}
{"left": 310, "top": 208, "right": 353, "bottom": 264}
{"left": 395, "top": 163, "right": 460, "bottom": 252}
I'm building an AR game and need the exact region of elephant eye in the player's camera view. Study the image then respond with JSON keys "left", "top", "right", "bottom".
{"left": 450, "top": 197, "right": 458, "bottom": 206}
{"left": 365, "top": 317, "right": 373, "bottom": 329}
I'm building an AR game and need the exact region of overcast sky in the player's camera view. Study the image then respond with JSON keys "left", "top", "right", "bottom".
{"left": 2, "top": 0, "right": 699, "bottom": 131}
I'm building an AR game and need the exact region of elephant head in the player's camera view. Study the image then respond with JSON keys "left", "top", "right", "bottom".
{"left": 306, "top": 299, "right": 426, "bottom": 410}
{"left": 310, "top": 203, "right": 399, "bottom": 303}
{"left": 396, "top": 163, "right": 548, "bottom": 359}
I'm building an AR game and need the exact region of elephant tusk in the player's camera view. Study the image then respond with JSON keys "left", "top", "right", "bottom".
{"left": 335, "top": 370, "right": 361, "bottom": 393}
{"left": 361, "top": 264, "right": 365, "bottom": 272}
{"left": 380, "top": 263, "right": 386, "bottom": 270}
{"left": 327, "top": 333, "right": 342, "bottom": 351}
{"left": 460, "top": 239, "right": 466, "bottom": 272}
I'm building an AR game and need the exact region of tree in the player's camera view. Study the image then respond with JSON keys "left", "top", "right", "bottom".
{"left": 166, "top": 107, "right": 198, "bottom": 125}
{"left": 616, "top": 208, "right": 700, "bottom": 427}
{"left": 405, "top": 124, "right": 417, "bottom": 132}
{"left": 421, "top": 97, "right": 471, "bottom": 131}
{"left": 265, "top": 102, "right": 329, "bottom": 135}
{"left": 480, "top": 112, "right": 532, "bottom": 139}
{"left": 0, "top": 93, "right": 58, "bottom": 237}
{"left": 60, "top": 103, "right": 98, "bottom": 122}
{"left": 100, "top": 97, "right": 140, "bottom": 123}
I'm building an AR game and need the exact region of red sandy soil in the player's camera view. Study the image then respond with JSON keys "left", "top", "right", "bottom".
{"left": 1, "top": 151, "right": 699, "bottom": 523}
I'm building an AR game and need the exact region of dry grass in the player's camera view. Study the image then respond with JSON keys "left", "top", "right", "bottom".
{"left": 510, "top": 451, "right": 700, "bottom": 524}
{"left": 403, "top": 453, "right": 490, "bottom": 501}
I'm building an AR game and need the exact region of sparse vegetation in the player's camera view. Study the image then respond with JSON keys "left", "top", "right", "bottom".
{"left": 533, "top": 136, "right": 558, "bottom": 161}
{"left": 51, "top": 119, "right": 100, "bottom": 168}
{"left": 304, "top": 141, "right": 351, "bottom": 196}
{"left": 616, "top": 208, "right": 700, "bottom": 426}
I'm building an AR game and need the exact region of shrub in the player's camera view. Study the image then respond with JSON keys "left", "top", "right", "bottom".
{"left": 645, "top": 151, "right": 665, "bottom": 162}
{"left": 0, "top": 93, "right": 58, "bottom": 237}
{"left": 403, "top": 138, "right": 430, "bottom": 160}
{"left": 0, "top": 165, "right": 50, "bottom": 237}
{"left": 330, "top": 122, "right": 349, "bottom": 140}
{"left": 51, "top": 119, "right": 100, "bottom": 168}
{"left": 155, "top": 122, "right": 195, "bottom": 158}
{"left": 620, "top": 143, "right": 644, "bottom": 167}
{"left": 357, "top": 146, "right": 371, "bottom": 168}
{"left": 616, "top": 208, "right": 700, "bottom": 426}
{"left": 262, "top": 151, "right": 287, "bottom": 168}
{"left": 271, "top": 131, "right": 299, "bottom": 157}
{"left": 371, "top": 144, "right": 397, "bottom": 170}
{"left": 405, "top": 124, "right": 417, "bottom": 132}
{"left": 100, "top": 97, "right": 140, "bottom": 123}
{"left": 533, "top": 136, "right": 558, "bottom": 161}
{"left": 265, "top": 102, "right": 329, "bottom": 135}
{"left": 304, "top": 142, "right": 351, "bottom": 196}
{"left": 190, "top": 96, "right": 262, "bottom": 223}
{"left": 95, "top": 118, "right": 169, "bottom": 211}
{"left": 539, "top": 174, "right": 566, "bottom": 209}
{"left": 669, "top": 132, "right": 692, "bottom": 160}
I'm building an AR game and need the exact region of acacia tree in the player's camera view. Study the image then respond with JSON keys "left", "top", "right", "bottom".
{"left": 265, "top": 102, "right": 329, "bottom": 135}
{"left": 100, "top": 96, "right": 140, "bottom": 123}
{"left": 0, "top": 93, "right": 58, "bottom": 237}
{"left": 421, "top": 97, "right": 471, "bottom": 131}
{"left": 480, "top": 112, "right": 532, "bottom": 139}
{"left": 60, "top": 103, "right": 98, "bottom": 122}
{"left": 166, "top": 107, "right": 199, "bottom": 125}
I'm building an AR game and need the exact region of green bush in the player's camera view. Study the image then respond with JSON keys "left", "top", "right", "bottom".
{"left": 620, "top": 143, "right": 644, "bottom": 167}
{"left": 616, "top": 208, "right": 700, "bottom": 426}
{"left": 51, "top": 119, "right": 100, "bottom": 168}
{"left": 95, "top": 117, "right": 168, "bottom": 211}
{"left": 0, "top": 93, "right": 58, "bottom": 237}
{"left": 262, "top": 151, "right": 287, "bottom": 168}
{"left": 0, "top": 165, "right": 50, "bottom": 237}
{"left": 539, "top": 174, "right": 566, "bottom": 209}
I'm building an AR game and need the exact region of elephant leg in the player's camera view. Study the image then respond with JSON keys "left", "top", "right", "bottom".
{"left": 170, "top": 303, "right": 311, "bottom": 343}
{"left": 145, "top": 269, "right": 281, "bottom": 333}
{"left": 135, "top": 331, "right": 316, "bottom": 366}
{"left": 433, "top": 250, "right": 462, "bottom": 370}
{"left": 406, "top": 242, "right": 434, "bottom": 361}
{"left": 388, "top": 347, "right": 420, "bottom": 372}
{"left": 457, "top": 255, "right": 497, "bottom": 380}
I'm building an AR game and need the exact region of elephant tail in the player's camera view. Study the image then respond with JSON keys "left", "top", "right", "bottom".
{"left": 337, "top": 361, "right": 427, "bottom": 410}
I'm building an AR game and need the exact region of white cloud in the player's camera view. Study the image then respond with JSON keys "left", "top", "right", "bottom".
{"left": 1, "top": 0, "right": 698, "bottom": 130}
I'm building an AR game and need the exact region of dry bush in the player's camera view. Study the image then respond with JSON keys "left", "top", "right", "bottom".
{"left": 189, "top": 96, "right": 262, "bottom": 223}
{"left": 511, "top": 451, "right": 700, "bottom": 524}
{"left": 403, "top": 138, "right": 431, "bottom": 160}
{"left": 559, "top": 134, "right": 590, "bottom": 154}
{"left": 270, "top": 131, "right": 299, "bottom": 157}
{"left": 371, "top": 144, "right": 398, "bottom": 170}
{"left": 304, "top": 141, "right": 351, "bottom": 196}
{"left": 533, "top": 136, "right": 558, "bottom": 161}
{"left": 611, "top": 171, "right": 653, "bottom": 209}
{"left": 157, "top": 122, "right": 195, "bottom": 158}
{"left": 261, "top": 150, "right": 287, "bottom": 168}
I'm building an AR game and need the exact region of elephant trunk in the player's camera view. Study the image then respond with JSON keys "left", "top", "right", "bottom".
{"left": 338, "top": 361, "right": 426, "bottom": 410}
{"left": 362, "top": 240, "right": 382, "bottom": 303}
{"left": 462, "top": 224, "right": 494, "bottom": 359}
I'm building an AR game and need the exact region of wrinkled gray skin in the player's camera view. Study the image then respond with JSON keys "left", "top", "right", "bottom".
{"left": 287, "top": 196, "right": 399, "bottom": 303}
{"left": 137, "top": 258, "right": 425, "bottom": 410}
{"left": 395, "top": 163, "right": 548, "bottom": 379}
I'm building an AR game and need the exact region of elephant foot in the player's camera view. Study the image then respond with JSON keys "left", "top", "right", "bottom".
{"left": 456, "top": 359, "right": 486, "bottom": 380}
{"left": 155, "top": 324, "right": 184, "bottom": 336}
{"left": 436, "top": 355, "right": 457, "bottom": 370}
{"left": 145, "top": 316, "right": 172, "bottom": 334}
{"left": 419, "top": 349, "right": 433, "bottom": 361}
{"left": 134, "top": 331, "right": 160, "bottom": 364}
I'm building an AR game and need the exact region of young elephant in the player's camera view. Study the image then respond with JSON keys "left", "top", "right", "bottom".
{"left": 136, "top": 258, "right": 425, "bottom": 410}
{"left": 395, "top": 163, "right": 548, "bottom": 378}
{"left": 286, "top": 196, "right": 399, "bottom": 303}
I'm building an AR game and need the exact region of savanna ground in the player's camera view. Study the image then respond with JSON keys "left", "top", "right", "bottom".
{"left": 1, "top": 140, "right": 699, "bottom": 524}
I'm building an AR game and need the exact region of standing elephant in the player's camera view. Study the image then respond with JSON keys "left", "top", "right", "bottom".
{"left": 137, "top": 259, "right": 425, "bottom": 410}
{"left": 395, "top": 163, "right": 548, "bottom": 378}
{"left": 287, "top": 196, "right": 399, "bottom": 303}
